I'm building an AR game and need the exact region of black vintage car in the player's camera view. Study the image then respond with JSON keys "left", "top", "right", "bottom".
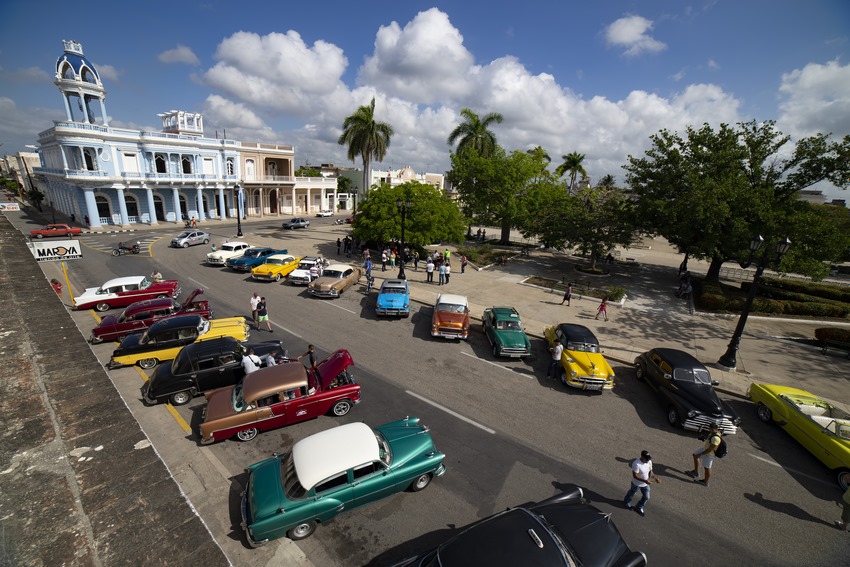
{"left": 394, "top": 487, "right": 646, "bottom": 567}
{"left": 634, "top": 348, "right": 741, "bottom": 434}
{"left": 142, "top": 337, "right": 287, "bottom": 406}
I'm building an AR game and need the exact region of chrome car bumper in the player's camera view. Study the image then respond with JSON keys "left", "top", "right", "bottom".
{"left": 565, "top": 375, "right": 612, "bottom": 391}
{"left": 432, "top": 329, "right": 468, "bottom": 339}
{"left": 683, "top": 416, "right": 738, "bottom": 435}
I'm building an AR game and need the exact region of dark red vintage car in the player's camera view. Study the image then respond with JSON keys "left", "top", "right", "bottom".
{"left": 89, "top": 288, "right": 212, "bottom": 344}
{"left": 198, "top": 349, "right": 359, "bottom": 444}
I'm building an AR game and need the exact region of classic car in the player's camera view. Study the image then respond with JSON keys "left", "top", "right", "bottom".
{"left": 376, "top": 279, "right": 410, "bottom": 317}
{"left": 199, "top": 349, "right": 359, "bottom": 444}
{"left": 89, "top": 288, "right": 212, "bottom": 343}
{"left": 316, "top": 209, "right": 334, "bottom": 217}
{"left": 226, "top": 247, "right": 287, "bottom": 271}
{"left": 107, "top": 314, "right": 249, "bottom": 370}
{"left": 431, "top": 293, "right": 470, "bottom": 339}
{"left": 544, "top": 323, "right": 616, "bottom": 391}
{"left": 170, "top": 230, "right": 210, "bottom": 248}
{"left": 206, "top": 241, "right": 252, "bottom": 265}
{"left": 251, "top": 254, "right": 302, "bottom": 282}
{"left": 282, "top": 217, "right": 310, "bottom": 229}
{"left": 747, "top": 383, "right": 850, "bottom": 489}
{"left": 142, "top": 337, "right": 286, "bottom": 406}
{"left": 74, "top": 276, "right": 181, "bottom": 312}
{"left": 634, "top": 348, "right": 740, "bottom": 434}
{"left": 288, "top": 257, "right": 326, "bottom": 285}
{"left": 30, "top": 223, "right": 82, "bottom": 238}
{"left": 240, "top": 417, "right": 446, "bottom": 544}
{"left": 394, "top": 486, "right": 646, "bottom": 567}
{"left": 308, "top": 264, "right": 363, "bottom": 297}
{"left": 482, "top": 307, "right": 531, "bottom": 358}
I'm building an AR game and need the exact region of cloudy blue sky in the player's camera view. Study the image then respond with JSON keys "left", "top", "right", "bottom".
{"left": 1, "top": 0, "right": 849, "bottom": 199}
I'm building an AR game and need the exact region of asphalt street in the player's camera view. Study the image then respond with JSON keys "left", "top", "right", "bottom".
{"left": 5, "top": 206, "right": 850, "bottom": 566}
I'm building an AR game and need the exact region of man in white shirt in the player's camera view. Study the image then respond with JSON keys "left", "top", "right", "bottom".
{"left": 241, "top": 348, "right": 262, "bottom": 375}
{"left": 624, "top": 450, "right": 660, "bottom": 517}
{"left": 250, "top": 292, "right": 261, "bottom": 329}
{"left": 549, "top": 339, "right": 563, "bottom": 380}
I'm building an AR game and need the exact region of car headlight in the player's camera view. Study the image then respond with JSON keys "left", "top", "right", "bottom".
{"left": 570, "top": 370, "right": 578, "bottom": 377}
{"left": 733, "top": 417, "right": 742, "bottom": 425}
{"left": 687, "top": 410, "right": 698, "bottom": 418}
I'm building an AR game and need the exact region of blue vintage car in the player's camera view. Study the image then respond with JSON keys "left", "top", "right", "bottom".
{"left": 226, "top": 247, "right": 287, "bottom": 271}
{"left": 376, "top": 279, "right": 410, "bottom": 317}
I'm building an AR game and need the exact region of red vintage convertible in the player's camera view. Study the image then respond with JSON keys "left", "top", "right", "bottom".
{"left": 89, "top": 288, "right": 212, "bottom": 343}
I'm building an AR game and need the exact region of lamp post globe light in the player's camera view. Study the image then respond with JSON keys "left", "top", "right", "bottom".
{"left": 236, "top": 184, "right": 243, "bottom": 238}
{"left": 396, "top": 196, "right": 412, "bottom": 280}
{"left": 717, "top": 235, "right": 792, "bottom": 371}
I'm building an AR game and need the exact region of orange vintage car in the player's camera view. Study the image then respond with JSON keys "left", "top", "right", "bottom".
{"left": 431, "top": 293, "right": 470, "bottom": 339}
{"left": 30, "top": 223, "right": 82, "bottom": 238}
{"left": 199, "top": 349, "right": 360, "bottom": 444}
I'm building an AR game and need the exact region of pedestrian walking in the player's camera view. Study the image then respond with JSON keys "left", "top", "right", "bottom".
{"left": 337, "top": 238, "right": 341, "bottom": 255}
{"left": 241, "top": 348, "right": 262, "bottom": 375}
{"left": 390, "top": 250, "right": 396, "bottom": 268}
{"left": 445, "top": 249, "right": 451, "bottom": 265}
{"left": 250, "top": 292, "right": 261, "bottom": 328}
{"left": 191, "top": 216, "right": 197, "bottom": 228}
{"left": 438, "top": 263, "right": 446, "bottom": 285}
{"left": 413, "top": 250, "right": 420, "bottom": 271}
{"left": 595, "top": 297, "right": 609, "bottom": 321}
{"left": 364, "top": 258, "right": 373, "bottom": 278}
{"left": 836, "top": 484, "right": 850, "bottom": 531}
{"left": 460, "top": 254, "right": 468, "bottom": 274}
{"left": 84, "top": 215, "right": 90, "bottom": 226}
{"left": 548, "top": 339, "right": 563, "bottom": 380}
{"left": 297, "top": 345, "right": 317, "bottom": 369}
{"left": 445, "top": 263, "right": 451, "bottom": 284}
{"left": 561, "top": 283, "right": 573, "bottom": 306}
{"left": 624, "top": 450, "right": 660, "bottom": 517}
{"left": 381, "top": 250, "right": 388, "bottom": 271}
{"left": 426, "top": 259, "right": 435, "bottom": 283}
{"left": 686, "top": 423, "right": 721, "bottom": 486}
{"left": 257, "top": 297, "right": 273, "bottom": 332}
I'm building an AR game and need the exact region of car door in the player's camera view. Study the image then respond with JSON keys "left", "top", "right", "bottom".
{"left": 193, "top": 354, "right": 235, "bottom": 392}
{"left": 645, "top": 352, "right": 670, "bottom": 393}
{"left": 350, "top": 461, "right": 396, "bottom": 508}
{"left": 312, "top": 472, "right": 354, "bottom": 521}
{"left": 282, "top": 387, "right": 320, "bottom": 424}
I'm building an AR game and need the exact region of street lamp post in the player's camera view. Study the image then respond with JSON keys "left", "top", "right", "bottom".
{"left": 717, "top": 235, "right": 792, "bottom": 371}
{"left": 396, "top": 196, "right": 412, "bottom": 280}
{"left": 236, "top": 184, "right": 243, "bottom": 237}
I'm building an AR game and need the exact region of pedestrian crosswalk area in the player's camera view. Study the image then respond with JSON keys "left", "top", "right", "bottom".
{"left": 77, "top": 232, "right": 165, "bottom": 256}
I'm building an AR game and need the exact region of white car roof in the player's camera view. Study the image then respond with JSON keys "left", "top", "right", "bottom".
{"left": 325, "top": 263, "right": 353, "bottom": 271}
{"left": 99, "top": 276, "right": 145, "bottom": 288}
{"left": 267, "top": 254, "right": 295, "bottom": 261}
{"left": 220, "top": 241, "right": 249, "bottom": 249}
{"left": 292, "top": 422, "right": 378, "bottom": 491}
{"left": 436, "top": 293, "right": 468, "bottom": 306}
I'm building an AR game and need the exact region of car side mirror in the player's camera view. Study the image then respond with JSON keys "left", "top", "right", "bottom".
{"left": 711, "top": 380, "right": 719, "bottom": 386}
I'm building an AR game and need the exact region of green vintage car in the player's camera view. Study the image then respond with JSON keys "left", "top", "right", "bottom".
{"left": 482, "top": 307, "right": 531, "bottom": 358}
{"left": 241, "top": 417, "right": 446, "bottom": 545}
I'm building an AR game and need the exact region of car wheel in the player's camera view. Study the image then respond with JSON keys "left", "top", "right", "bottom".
{"left": 756, "top": 403, "right": 773, "bottom": 423}
{"left": 635, "top": 363, "right": 645, "bottom": 381}
{"left": 157, "top": 294, "right": 168, "bottom": 299}
{"left": 236, "top": 428, "right": 258, "bottom": 442}
{"left": 666, "top": 406, "right": 681, "bottom": 427}
{"left": 111, "top": 249, "right": 119, "bottom": 256}
{"left": 35, "top": 234, "right": 44, "bottom": 239}
{"left": 332, "top": 400, "right": 352, "bottom": 416}
{"left": 838, "top": 469, "right": 850, "bottom": 491}
{"left": 559, "top": 368, "right": 568, "bottom": 387}
{"left": 492, "top": 344, "right": 499, "bottom": 357}
{"left": 170, "top": 390, "right": 192, "bottom": 406}
{"left": 203, "top": 239, "right": 209, "bottom": 245}
{"left": 286, "top": 520, "right": 317, "bottom": 541}
{"left": 66, "top": 232, "right": 74, "bottom": 237}
{"left": 139, "top": 358, "right": 158, "bottom": 370}
{"left": 410, "top": 473, "right": 432, "bottom": 492}
{"left": 274, "top": 274, "right": 281, "bottom": 282}
{"left": 182, "top": 242, "right": 189, "bottom": 248}
{"left": 95, "top": 302, "right": 110, "bottom": 312}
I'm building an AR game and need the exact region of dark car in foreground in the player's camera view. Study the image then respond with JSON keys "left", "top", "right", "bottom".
{"left": 142, "top": 337, "right": 286, "bottom": 406}
{"left": 395, "top": 486, "right": 646, "bottom": 567}
{"left": 634, "top": 348, "right": 740, "bottom": 434}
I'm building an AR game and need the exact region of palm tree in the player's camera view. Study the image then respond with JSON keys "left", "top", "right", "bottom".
{"left": 447, "top": 108, "right": 504, "bottom": 157}
{"left": 596, "top": 174, "right": 616, "bottom": 189}
{"left": 338, "top": 97, "right": 394, "bottom": 193}
{"left": 555, "top": 152, "right": 587, "bottom": 193}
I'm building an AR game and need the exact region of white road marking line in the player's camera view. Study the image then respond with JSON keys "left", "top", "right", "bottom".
{"left": 324, "top": 301, "right": 356, "bottom": 315}
{"left": 188, "top": 277, "right": 206, "bottom": 288}
{"left": 460, "top": 350, "right": 532, "bottom": 377}
{"left": 406, "top": 390, "right": 496, "bottom": 434}
{"left": 748, "top": 453, "right": 834, "bottom": 487}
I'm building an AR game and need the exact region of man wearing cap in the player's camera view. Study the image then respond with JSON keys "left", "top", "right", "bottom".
{"left": 687, "top": 423, "right": 721, "bottom": 486}
{"left": 624, "top": 450, "right": 660, "bottom": 517}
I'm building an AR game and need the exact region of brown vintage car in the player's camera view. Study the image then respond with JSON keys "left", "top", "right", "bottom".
{"left": 307, "top": 264, "right": 363, "bottom": 298}
{"left": 431, "top": 293, "right": 470, "bottom": 339}
{"left": 199, "top": 349, "right": 360, "bottom": 443}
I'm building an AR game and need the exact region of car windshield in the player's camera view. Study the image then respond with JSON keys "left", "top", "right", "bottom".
{"left": 139, "top": 277, "right": 152, "bottom": 289}
{"left": 566, "top": 341, "right": 600, "bottom": 353}
{"left": 376, "top": 431, "right": 392, "bottom": 466}
{"left": 497, "top": 320, "right": 522, "bottom": 330}
{"left": 437, "top": 303, "right": 467, "bottom": 314}
{"left": 381, "top": 287, "right": 406, "bottom": 294}
{"left": 221, "top": 244, "right": 238, "bottom": 252}
{"left": 297, "top": 262, "right": 313, "bottom": 270}
{"left": 176, "top": 231, "right": 191, "bottom": 238}
{"left": 197, "top": 319, "right": 211, "bottom": 336}
{"left": 281, "top": 451, "right": 308, "bottom": 500}
{"left": 267, "top": 258, "right": 285, "bottom": 265}
{"left": 171, "top": 349, "right": 192, "bottom": 375}
{"left": 323, "top": 269, "right": 345, "bottom": 279}
{"left": 244, "top": 249, "right": 262, "bottom": 258}
{"left": 231, "top": 383, "right": 249, "bottom": 413}
{"left": 673, "top": 367, "right": 712, "bottom": 384}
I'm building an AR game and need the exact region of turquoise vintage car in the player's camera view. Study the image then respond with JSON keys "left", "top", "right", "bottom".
{"left": 482, "top": 307, "right": 531, "bottom": 358}
{"left": 376, "top": 279, "right": 410, "bottom": 317}
{"left": 241, "top": 417, "right": 446, "bottom": 545}
{"left": 747, "top": 383, "right": 850, "bottom": 489}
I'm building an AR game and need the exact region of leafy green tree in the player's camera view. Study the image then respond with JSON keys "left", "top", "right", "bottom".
{"left": 596, "top": 174, "right": 616, "bottom": 189}
{"left": 776, "top": 202, "right": 850, "bottom": 280}
{"left": 352, "top": 181, "right": 465, "bottom": 248}
{"left": 624, "top": 120, "right": 850, "bottom": 281}
{"left": 555, "top": 152, "right": 587, "bottom": 193}
{"left": 28, "top": 186, "right": 45, "bottom": 212}
{"left": 447, "top": 108, "right": 504, "bottom": 157}
{"left": 448, "top": 146, "right": 546, "bottom": 243}
{"left": 338, "top": 97, "right": 394, "bottom": 193}
{"left": 295, "top": 166, "right": 321, "bottom": 177}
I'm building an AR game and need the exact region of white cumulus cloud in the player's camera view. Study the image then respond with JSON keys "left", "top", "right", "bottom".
{"left": 605, "top": 15, "right": 667, "bottom": 57}
{"left": 778, "top": 59, "right": 850, "bottom": 139}
{"left": 158, "top": 45, "right": 200, "bottom": 66}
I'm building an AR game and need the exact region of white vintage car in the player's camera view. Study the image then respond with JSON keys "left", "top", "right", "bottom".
{"left": 315, "top": 209, "right": 334, "bottom": 217}
{"left": 206, "top": 241, "right": 252, "bottom": 266}
{"left": 288, "top": 257, "right": 326, "bottom": 285}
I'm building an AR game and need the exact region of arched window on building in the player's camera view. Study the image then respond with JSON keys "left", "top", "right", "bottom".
{"left": 81, "top": 67, "right": 97, "bottom": 84}
{"left": 155, "top": 154, "right": 167, "bottom": 174}
{"left": 245, "top": 159, "right": 255, "bottom": 181}
{"left": 153, "top": 195, "right": 165, "bottom": 221}
{"left": 125, "top": 195, "right": 139, "bottom": 222}
{"left": 179, "top": 195, "right": 188, "bottom": 221}
{"left": 95, "top": 195, "right": 111, "bottom": 224}
{"left": 226, "top": 158, "right": 234, "bottom": 175}
{"left": 83, "top": 148, "right": 96, "bottom": 171}
{"left": 181, "top": 156, "right": 193, "bottom": 174}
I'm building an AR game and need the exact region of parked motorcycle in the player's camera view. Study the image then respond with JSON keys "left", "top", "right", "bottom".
{"left": 333, "top": 218, "right": 344, "bottom": 225}
{"left": 112, "top": 241, "right": 141, "bottom": 256}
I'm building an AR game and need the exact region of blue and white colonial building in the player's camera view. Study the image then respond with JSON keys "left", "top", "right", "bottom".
{"left": 33, "top": 40, "right": 342, "bottom": 228}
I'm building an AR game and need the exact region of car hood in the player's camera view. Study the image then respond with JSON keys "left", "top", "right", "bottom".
{"left": 310, "top": 276, "right": 342, "bottom": 290}
{"left": 494, "top": 329, "right": 529, "bottom": 348}
{"left": 434, "top": 311, "right": 467, "bottom": 327}
{"left": 96, "top": 314, "right": 120, "bottom": 328}
{"left": 289, "top": 268, "right": 311, "bottom": 278}
{"left": 378, "top": 417, "right": 439, "bottom": 468}
{"left": 536, "top": 502, "right": 634, "bottom": 566}
{"left": 147, "top": 361, "right": 178, "bottom": 396}
{"left": 377, "top": 293, "right": 408, "bottom": 308}
{"left": 566, "top": 351, "right": 614, "bottom": 378}
{"left": 203, "top": 386, "right": 237, "bottom": 422}
{"left": 246, "top": 455, "right": 286, "bottom": 524}
{"left": 674, "top": 382, "right": 729, "bottom": 415}
{"left": 180, "top": 288, "right": 203, "bottom": 309}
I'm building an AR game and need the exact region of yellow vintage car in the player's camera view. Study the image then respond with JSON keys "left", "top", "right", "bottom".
{"left": 250, "top": 254, "right": 302, "bottom": 282}
{"left": 544, "top": 323, "right": 616, "bottom": 391}
{"left": 747, "top": 383, "right": 850, "bottom": 489}
{"left": 108, "top": 314, "right": 250, "bottom": 370}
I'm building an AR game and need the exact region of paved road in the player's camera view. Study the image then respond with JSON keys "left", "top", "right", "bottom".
{"left": 5, "top": 204, "right": 850, "bottom": 566}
